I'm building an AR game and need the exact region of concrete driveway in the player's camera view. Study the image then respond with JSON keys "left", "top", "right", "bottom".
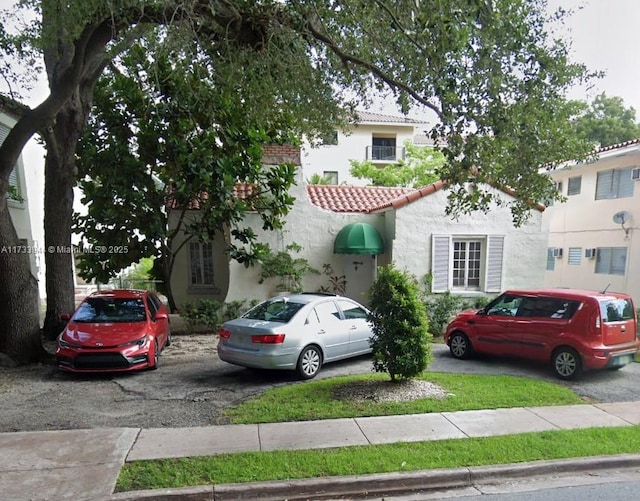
{"left": 0, "top": 335, "right": 638, "bottom": 433}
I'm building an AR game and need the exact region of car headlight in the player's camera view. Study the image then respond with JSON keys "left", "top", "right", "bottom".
{"left": 119, "top": 335, "right": 148, "bottom": 348}
{"left": 57, "top": 335, "right": 81, "bottom": 349}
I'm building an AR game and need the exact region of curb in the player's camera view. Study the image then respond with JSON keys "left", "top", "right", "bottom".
{"left": 110, "top": 453, "right": 640, "bottom": 500}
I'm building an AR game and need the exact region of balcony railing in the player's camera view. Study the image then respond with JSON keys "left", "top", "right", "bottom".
{"left": 365, "top": 145, "right": 404, "bottom": 162}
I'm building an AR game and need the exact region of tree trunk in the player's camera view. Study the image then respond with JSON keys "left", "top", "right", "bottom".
{"left": 0, "top": 204, "right": 44, "bottom": 365}
{"left": 41, "top": 101, "right": 89, "bottom": 340}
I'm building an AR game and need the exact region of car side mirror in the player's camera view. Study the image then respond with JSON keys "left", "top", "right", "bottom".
{"left": 476, "top": 308, "right": 487, "bottom": 316}
{"left": 154, "top": 312, "right": 169, "bottom": 321}
{"left": 60, "top": 313, "right": 71, "bottom": 322}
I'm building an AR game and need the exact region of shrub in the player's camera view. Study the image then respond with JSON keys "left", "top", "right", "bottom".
{"left": 180, "top": 299, "right": 223, "bottom": 331}
{"left": 258, "top": 242, "right": 318, "bottom": 293}
{"left": 181, "top": 299, "right": 260, "bottom": 332}
{"left": 423, "top": 291, "right": 464, "bottom": 338}
{"left": 368, "top": 265, "right": 432, "bottom": 381}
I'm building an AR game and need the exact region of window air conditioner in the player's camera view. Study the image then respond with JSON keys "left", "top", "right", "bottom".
{"left": 632, "top": 168, "right": 640, "bottom": 180}
{"left": 553, "top": 247, "right": 563, "bottom": 258}
{"left": 584, "top": 248, "right": 597, "bottom": 259}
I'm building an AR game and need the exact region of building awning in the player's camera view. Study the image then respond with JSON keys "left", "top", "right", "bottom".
{"left": 334, "top": 223, "right": 384, "bottom": 255}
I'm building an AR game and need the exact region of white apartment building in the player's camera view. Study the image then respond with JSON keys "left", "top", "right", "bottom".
{"left": 543, "top": 139, "right": 640, "bottom": 304}
{"left": 301, "top": 110, "right": 430, "bottom": 186}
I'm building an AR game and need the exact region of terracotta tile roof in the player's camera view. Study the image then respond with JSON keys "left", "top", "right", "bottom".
{"left": 594, "top": 138, "right": 640, "bottom": 154}
{"left": 307, "top": 179, "right": 545, "bottom": 213}
{"left": 306, "top": 182, "right": 446, "bottom": 213}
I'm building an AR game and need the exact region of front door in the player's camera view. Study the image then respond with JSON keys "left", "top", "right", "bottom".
{"left": 343, "top": 254, "right": 375, "bottom": 307}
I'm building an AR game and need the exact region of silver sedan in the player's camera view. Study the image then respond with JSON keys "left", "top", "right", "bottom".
{"left": 217, "top": 293, "right": 373, "bottom": 379}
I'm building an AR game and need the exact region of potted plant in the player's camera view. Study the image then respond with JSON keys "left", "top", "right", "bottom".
{"left": 258, "top": 243, "right": 318, "bottom": 294}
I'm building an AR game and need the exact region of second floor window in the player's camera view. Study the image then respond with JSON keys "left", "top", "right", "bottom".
{"left": 595, "top": 168, "right": 634, "bottom": 200}
{"left": 371, "top": 136, "right": 396, "bottom": 161}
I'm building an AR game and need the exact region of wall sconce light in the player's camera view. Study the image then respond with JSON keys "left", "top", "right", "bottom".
{"left": 353, "top": 261, "right": 363, "bottom": 271}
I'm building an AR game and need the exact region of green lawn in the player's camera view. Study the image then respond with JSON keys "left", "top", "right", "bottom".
{"left": 117, "top": 426, "right": 640, "bottom": 491}
{"left": 225, "top": 372, "right": 584, "bottom": 423}
{"left": 116, "top": 371, "right": 608, "bottom": 492}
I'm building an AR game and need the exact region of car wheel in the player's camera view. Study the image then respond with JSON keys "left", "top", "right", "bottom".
{"left": 149, "top": 340, "right": 159, "bottom": 370}
{"left": 165, "top": 330, "right": 172, "bottom": 348}
{"left": 552, "top": 347, "right": 582, "bottom": 380}
{"left": 449, "top": 332, "right": 473, "bottom": 360}
{"left": 297, "top": 345, "right": 322, "bottom": 379}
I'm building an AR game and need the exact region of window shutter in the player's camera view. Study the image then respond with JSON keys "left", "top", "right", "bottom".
{"left": 595, "top": 170, "right": 614, "bottom": 200}
{"left": 485, "top": 235, "right": 504, "bottom": 292}
{"left": 616, "top": 168, "right": 634, "bottom": 198}
{"left": 567, "top": 176, "right": 581, "bottom": 196}
{"left": 431, "top": 235, "right": 450, "bottom": 292}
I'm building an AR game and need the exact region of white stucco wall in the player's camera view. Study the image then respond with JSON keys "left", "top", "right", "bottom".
{"left": 225, "top": 173, "right": 547, "bottom": 305}
{"left": 302, "top": 123, "right": 418, "bottom": 186}
{"left": 391, "top": 188, "right": 547, "bottom": 295}
{"left": 226, "top": 173, "right": 388, "bottom": 305}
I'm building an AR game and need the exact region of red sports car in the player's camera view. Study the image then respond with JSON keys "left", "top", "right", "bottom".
{"left": 56, "top": 289, "right": 171, "bottom": 372}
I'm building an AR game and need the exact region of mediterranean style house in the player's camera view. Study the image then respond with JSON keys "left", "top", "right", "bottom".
{"left": 543, "top": 139, "right": 640, "bottom": 304}
{"left": 0, "top": 96, "right": 38, "bottom": 280}
{"left": 169, "top": 144, "right": 548, "bottom": 309}
{"left": 301, "top": 110, "right": 431, "bottom": 186}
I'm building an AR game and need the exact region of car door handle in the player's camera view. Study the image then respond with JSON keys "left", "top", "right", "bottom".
{"left": 349, "top": 326, "right": 357, "bottom": 330}
{"left": 317, "top": 329, "right": 326, "bottom": 335}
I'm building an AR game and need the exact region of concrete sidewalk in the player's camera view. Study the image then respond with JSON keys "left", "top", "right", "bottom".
{"left": 2, "top": 401, "right": 640, "bottom": 500}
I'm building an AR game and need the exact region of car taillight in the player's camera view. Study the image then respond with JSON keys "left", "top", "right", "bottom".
{"left": 219, "top": 329, "right": 231, "bottom": 339}
{"left": 595, "top": 316, "right": 601, "bottom": 329}
{"left": 251, "top": 334, "right": 286, "bottom": 344}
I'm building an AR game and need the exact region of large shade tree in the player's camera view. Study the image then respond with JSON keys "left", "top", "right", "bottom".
{"left": 74, "top": 36, "right": 315, "bottom": 311}
{"left": 1, "top": 0, "right": 597, "bottom": 364}
{"left": 573, "top": 93, "right": 640, "bottom": 148}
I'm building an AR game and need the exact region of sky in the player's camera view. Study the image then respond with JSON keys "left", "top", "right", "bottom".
{"left": 551, "top": 0, "right": 640, "bottom": 113}
{"left": 370, "top": 0, "right": 640, "bottom": 120}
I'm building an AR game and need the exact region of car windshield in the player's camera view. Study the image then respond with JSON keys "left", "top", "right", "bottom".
{"left": 599, "top": 298, "right": 635, "bottom": 323}
{"left": 242, "top": 299, "right": 305, "bottom": 323}
{"left": 72, "top": 298, "right": 147, "bottom": 323}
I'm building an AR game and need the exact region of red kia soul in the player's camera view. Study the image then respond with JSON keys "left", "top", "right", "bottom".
{"left": 445, "top": 288, "right": 639, "bottom": 380}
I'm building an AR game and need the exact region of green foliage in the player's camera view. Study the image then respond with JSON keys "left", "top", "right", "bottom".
{"left": 368, "top": 265, "right": 431, "bottom": 381}
{"left": 421, "top": 273, "right": 492, "bottom": 338}
{"left": 258, "top": 242, "right": 318, "bottom": 293}
{"left": 73, "top": 36, "right": 300, "bottom": 290}
{"left": 350, "top": 142, "right": 444, "bottom": 187}
{"left": 424, "top": 292, "right": 465, "bottom": 338}
{"left": 573, "top": 93, "right": 640, "bottom": 148}
{"left": 7, "top": 185, "right": 23, "bottom": 202}
{"left": 180, "top": 298, "right": 259, "bottom": 331}
{"left": 317, "top": 263, "right": 347, "bottom": 295}
{"left": 181, "top": 299, "right": 223, "bottom": 331}
{"left": 306, "top": 173, "right": 335, "bottom": 185}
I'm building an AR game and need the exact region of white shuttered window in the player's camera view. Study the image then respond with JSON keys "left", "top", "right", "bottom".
{"left": 431, "top": 235, "right": 504, "bottom": 293}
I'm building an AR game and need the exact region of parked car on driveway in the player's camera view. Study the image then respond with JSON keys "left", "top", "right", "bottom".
{"left": 56, "top": 289, "right": 171, "bottom": 372}
{"left": 445, "top": 288, "right": 639, "bottom": 380}
{"left": 217, "top": 293, "right": 373, "bottom": 379}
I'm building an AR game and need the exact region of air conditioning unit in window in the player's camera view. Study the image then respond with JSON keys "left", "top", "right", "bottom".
{"left": 584, "top": 248, "right": 597, "bottom": 259}
{"left": 632, "top": 167, "right": 640, "bottom": 180}
{"left": 552, "top": 247, "right": 563, "bottom": 258}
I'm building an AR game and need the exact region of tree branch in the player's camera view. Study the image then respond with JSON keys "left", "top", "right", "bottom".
{"left": 305, "top": 18, "right": 443, "bottom": 121}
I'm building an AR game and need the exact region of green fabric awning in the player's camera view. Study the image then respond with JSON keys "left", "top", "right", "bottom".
{"left": 334, "top": 223, "right": 384, "bottom": 255}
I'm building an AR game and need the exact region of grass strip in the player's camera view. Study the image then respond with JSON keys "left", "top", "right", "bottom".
{"left": 117, "top": 425, "right": 640, "bottom": 492}
{"left": 225, "top": 372, "right": 584, "bottom": 423}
